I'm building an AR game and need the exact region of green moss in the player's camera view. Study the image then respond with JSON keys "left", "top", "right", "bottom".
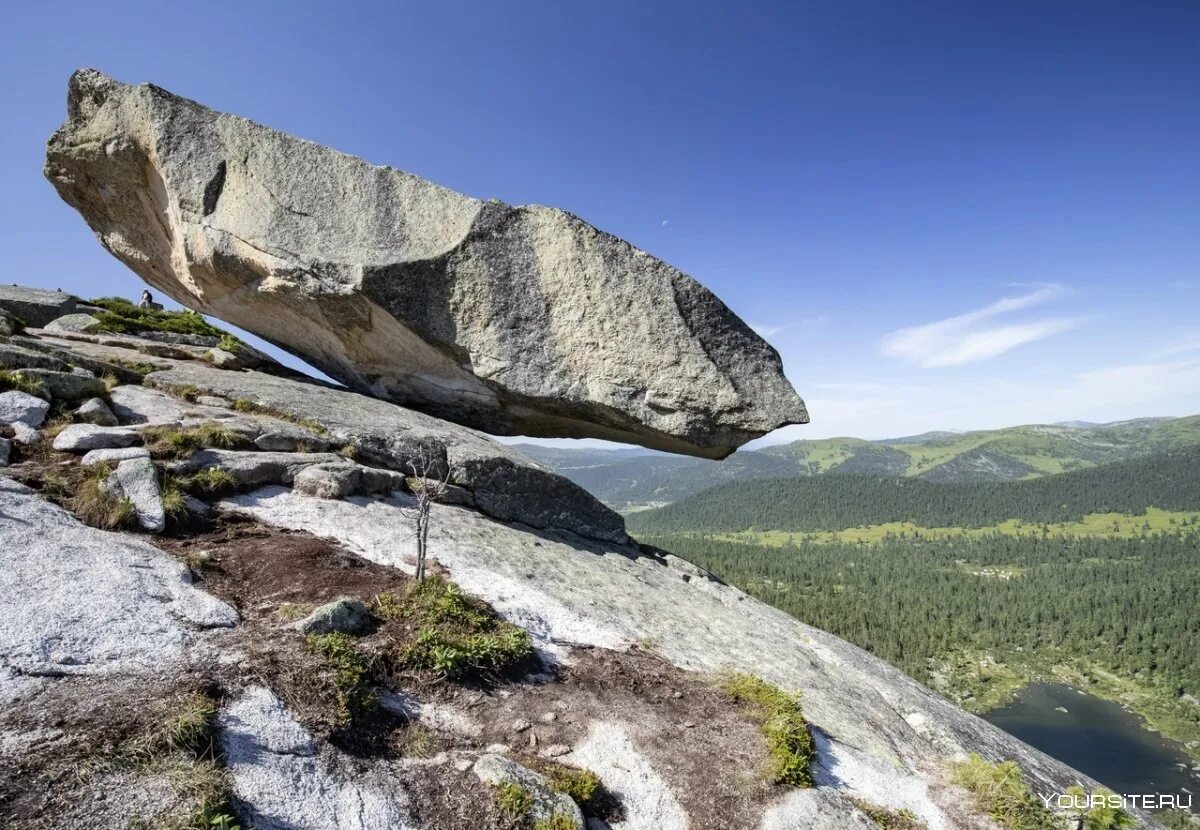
{"left": 532, "top": 760, "right": 601, "bottom": 808}
{"left": 949, "top": 754, "right": 1059, "bottom": 830}
{"left": 306, "top": 632, "right": 376, "bottom": 726}
{"left": 851, "top": 797, "right": 926, "bottom": 829}
{"left": 373, "top": 577, "right": 534, "bottom": 682}
{"left": 89, "top": 297, "right": 227, "bottom": 338}
{"left": 216, "top": 334, "right": 244, "bottom": 354}
{"left": 493, "top": 781, "right": 533, "bottom": 820}
{"left": 721, "top": 673, "right": 815, "bottom": 787}
{"left": 533, "top": 813, "right": 578, "bottom": 830}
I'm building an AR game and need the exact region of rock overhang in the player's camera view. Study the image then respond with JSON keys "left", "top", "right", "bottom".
{"left": 45, "top": 68, "right": 808, "bottom": 460}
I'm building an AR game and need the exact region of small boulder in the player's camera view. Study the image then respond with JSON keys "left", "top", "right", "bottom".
{"left": 14, "top": 369, "right": 106, "bottom": 401}
{"left": 473, "top": 754, "right": 584, "bottom": 830}
{"left": 203, "top": 348, "right": 246, "bottom": 370}
{"left": 81, "top": 446, "right": 151, "bottom": 466}
{"left": 293, "top": 463, "right": 362, "bottom": 500}
{"left": 195, "top": 395, "right": 231, "bottom": 409}
{"left": 0, "top": 437, "right": 10, "bottom": 466}
{"left": 0, "top": 390, "right": 50, "bottom": 428}
{"left": 10, "top": 423, "right": 40, "bottom": 445}
{"left": 112, "top": 457, "right": 166, "bottom": 533}
{"left": 53, "top": 423, "right": 141, "bottom": 451}
{"left": 45, "top": 313, "right": 103, "bottom": 334}
{"left": 0, "top": 285, "right": 74, "bottom": 328}
{"left": 0, "top": 308, "right": 21, "bottom": 336}
{"left": 0, "top": 343, "right": 70, "bottom": 372}
{"left": 360, "top": 467, "right": 409, "bottom": 495}
{"left": 75, "top": 397, "right": 118, "bottom": 426}
{"left": 293, "top": 597, "right": 373, "bottom": 636}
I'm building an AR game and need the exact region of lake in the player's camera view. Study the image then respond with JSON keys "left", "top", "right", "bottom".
{"left": 983, "top": 683, "right": 1198, "bottom": 809}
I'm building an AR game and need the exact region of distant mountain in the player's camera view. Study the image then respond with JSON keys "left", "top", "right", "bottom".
{"left": 513, "top": 415, "right": 1200, "bottom": 509}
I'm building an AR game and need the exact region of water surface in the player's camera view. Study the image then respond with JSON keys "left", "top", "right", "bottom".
{"left": 983, "top": 683, "right": 1198, "bottom": 807}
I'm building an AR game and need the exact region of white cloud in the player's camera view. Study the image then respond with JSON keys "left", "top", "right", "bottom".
{"left": 750, "top": 322, "right": 785, "bottom": 338}
{"left": 881, "top": 285, "right": 1081, "bottom": 367}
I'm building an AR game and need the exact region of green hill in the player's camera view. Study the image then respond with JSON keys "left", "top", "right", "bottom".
{"left": 516, "top": 415, "right": 1200, "bottom": 509}
{"left": 626, "top": 446, "right": 1200, "bottom": 535}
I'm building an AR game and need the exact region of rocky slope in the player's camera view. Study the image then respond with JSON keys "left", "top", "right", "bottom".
{"left": 0, "top": 298, "right": 1162, "bottom": 828}
{"left": 44, "top": 68, "right": 807, "bottom": 459}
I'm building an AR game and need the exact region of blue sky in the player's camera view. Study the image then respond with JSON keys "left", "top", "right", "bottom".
{"left": 2, "top": 1, "right": 1198, "bottom": 442}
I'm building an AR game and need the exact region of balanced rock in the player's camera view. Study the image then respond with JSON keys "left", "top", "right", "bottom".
{"left": 45, "top": 69, "right": 807, "bottom": 458}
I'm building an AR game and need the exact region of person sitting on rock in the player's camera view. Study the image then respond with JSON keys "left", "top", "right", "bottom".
{"left": 139, "top": 289, "right": 163, "bottom": 310}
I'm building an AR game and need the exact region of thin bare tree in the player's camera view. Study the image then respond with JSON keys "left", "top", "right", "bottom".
{"left": 399, "top": 448, "right": 451, "bottom": 581}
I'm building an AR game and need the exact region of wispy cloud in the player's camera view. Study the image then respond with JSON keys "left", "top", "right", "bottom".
{"left": 750, "top": 322, "right": 786, "bottom": 338}
{"left": 881, "top": 284, "right": 1081, "bottom": 367}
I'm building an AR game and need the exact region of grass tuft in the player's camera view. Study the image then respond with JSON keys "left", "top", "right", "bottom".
{"left": 949, "top": 754, "right": 1059, "bottom": 830}
{"left": 373, "top": 577, "right": 534, "bottom": 682}
{"left": 176, "top": 467, "right": 239, "bottom": 498}
{"left": 494, "top": 781, "right": 533, "bottom": 821}
{"left": 0, "top": 369, "right": 48, "bottom": 398}
{"left": 722, "top": 673, "right": 815, "bottom": 787}
{"left": 533, "top": 814, "right": 578, "bottom": 830}
{"left": 89, "top": 297, "right": 227, "bottom": 338}
{"left": 851, "top": 797, "right": 926, "bottom": 829}
{"left": 68, "top": 464, "right": 139, "bottom": 530}
{"left": 306, "top": 632, "right": 377, "bottom": 726}
{"left": 142, "top": 424, "right": 242, "bottom": 459}
{"left": 216, "top": 334, "right": 244, "bottom": 354}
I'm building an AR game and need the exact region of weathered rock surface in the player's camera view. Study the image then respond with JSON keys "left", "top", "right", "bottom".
{"left": 14, "top": 368, "right": 106, "bottom": 401}
{"left": 45, "top": 313, "right": 102, "bottom": 334}
{"left": 0, "top": 478, "right": 234, "bottom": 694}
{"left": 52, "top": 423, "right": 140, "bottom": 451}
{"left": 0, "top": 285, "right": 75, "bottom": 328}
{"left": 294, "top": 597, "right": 372, "bottom": 636}
{"left": 218, "top": 686, "right": 415, "bottom": 830}
{"left": 148, "top": 362, "right": 625, "bottom": 542}
{"left": 0, "top": 309, "right": 20, "bottom": 337}
{"left": 81, "top": 446, "right": 151, "bottom": 466}
{"left": 0, "top": 391, "right": 50, "bottom": 428}
{"left": 292, "top": 462, "right": 362, "bottom": 500}
{"left": 45, "top": 68, "right": 807, "bottom": 459}
{"left": 0, "top": 437, "right": 10, "bottom": 466}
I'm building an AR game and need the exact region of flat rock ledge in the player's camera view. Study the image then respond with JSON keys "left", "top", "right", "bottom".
{"left": 45, "top": 68, "right": 807, "bottom": 459}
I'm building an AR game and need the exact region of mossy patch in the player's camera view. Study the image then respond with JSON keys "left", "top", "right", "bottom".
{"left": 174, "top": 467, "right": 240, "bottom": 498}
{"left": 851, "top": 797, "right": 926, "bottom": 829}
{"left": 948, "top": 754, "right": 1058, "bottom": 830}
{"left": 89, "top": 297, "right": 227, "bottom": 338}
{"left": 493, "top": 780, "right": 534, "bottom": 821}
{"left": 721, "top": 673, "right": 814, "bottom": 787}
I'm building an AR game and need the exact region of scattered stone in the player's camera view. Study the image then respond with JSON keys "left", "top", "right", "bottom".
{"left": 292, "top": 463, "right": 362, "bottom": 500}
{"left": 0, "top": 390, "right": 50, "bottom": 428}
{"left": 45, "top": 313, "right": 102, "bottom": 334}
{"left": 541, "top": 744, "right": 571, "bottom": 758}
{"left": 453, "top": 758, "right": 473, "bottom": 773}
{"left": 46, "top": 68, "right": 808, "bottom": 459}
{"left": 473, "top": 754, "right": 583, "bottom": 829}
{"left": 0, "top": 285, "right": 74, "bottom": 328}
{"left": 75, "top": 396, "right": 118, "bottom": 426}
{"left": 52, "top": 423, "right": 141, "bottom": 451}
{"left": 13, "top": 368, "right": 106, "bottom": 401}
{"left": 81, "top": 446, "right": 151, "bottom": 466}
{"left": 0, "top": 308, "right": 20, "bottom": 336}
{"left": 293, "top": 597, "right": 372, "bottom": 636}
{"left": 203, "top": 347, "right": 245, "bottom": 370}
{"left": 10, "top": 423, "right": 40, "bottom": 445}
{"left": 112, "top": 457, "right": 166, "bottom": 533}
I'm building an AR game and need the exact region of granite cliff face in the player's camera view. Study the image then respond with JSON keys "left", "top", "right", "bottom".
{"left": 44, "top": 69, "right": 807, "bottom": 459}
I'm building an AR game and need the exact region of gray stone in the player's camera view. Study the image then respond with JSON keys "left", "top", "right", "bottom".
{"left": 293, "top": 597, "right": 372, "bottom": 636}
{"left": 0, "top": 343, "right": 71, "bottom": 372}
{"left": 138, "top": 330, "right": 220, "bottom": 348}
{"left": 0, "top": 390, "right": 50, "bottom": 428}
{"left": 13, "top": 369, "right": 106, "bottom": 401}
{"left": 70, "top": 366, "right": 95, "bottom": 377}
{"left": 473, "top": 754, "right": 583, "bottom": 829}
{"left": 0, "top": 285, "right": 75, "bottom": 328}
{"left": 170, "top": 449, "right": 342, "bottom": 488}
{"left": 359, "top": 467, "right": 409, "bottom": 495}
{"left": 149, "top": 363, "right": 625, "bottom": 543}
{"left": 45, "top": 69, "right": 807, "bottom": 459}
{"left": 52, "top": 423, "right": 141, "bottom": 451}
{"left": 112, "top": 457, "right": 166, "bottom": 532}
{"left": 254, "top": 427, "right": 327, "bottom": 452}
{"left": 0, "top": 309, "right": 20, "bottom": 337}
{"left": 76, "top": 396, "right": 119, "bottom": 426}
{"left": 45, "top": 313, "right": 102, "bottom": 334}
{"left": 81, "top": 446, "right": 151, "bottom": 466}
{"left": 10, "top": 423, "right": 40, "bottom": 445}
{"left": 218, "top": 687, "right": 413, "bottom": 830}
{"left": 202, "top": 347, "right": 246, "bottom": 370}
{"left": 195, "top": 395, "right": 231, "bottom": 408}
{"left": 292, "top": 463, "right": 361, "bottom": 500}
{"left": 0, "top": 477, "right": 235, "bottom": 682}
{"left": 0, "top": 437, "right": 10, "bottom": 466}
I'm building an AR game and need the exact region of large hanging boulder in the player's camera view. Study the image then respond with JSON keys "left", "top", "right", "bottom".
{"left": 45, "top": 69, "right": 808, "bottom": 458}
